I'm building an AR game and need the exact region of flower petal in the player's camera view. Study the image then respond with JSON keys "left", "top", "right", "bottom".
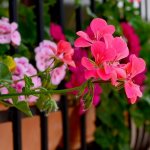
{"left": 90, "top": 18, "right": 107, "bottom": 34}
{"left": 74, "top": 37, "right": 91, "bottom": 47}
{"left": 81, "top": 57, "right": 95, "bottom": 70}
{"left": 124, "top": 80, "right": 142, "bottom": 104}
{"left": 112, "top": 37, "right": 129, "bottom": 60}
{"left": 129, "top": 54, "right": 146, "bottom": 78}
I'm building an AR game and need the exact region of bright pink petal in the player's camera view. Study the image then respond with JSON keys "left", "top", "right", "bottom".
{"left": 103, "top": 34, "right": 113, "bottom": 48}
{"left": 90, "top": 18, "right": 107, "bottom": 34}
{"left": 91, "top": 41, "right": 105, "bottom": 62}
{"left": 102, "top": 25, "right": 115, "bottom": 35}
{"left": 84, "top": 70, "right": 98, "bottom": 80}
{"left": 74, "top": 37, "right": 91, "bottom": 47}
{"left": 112, "top": 37, "right": 129, "bottom": 60}
{"left": 129, "top": 54, "right": 146, "bottom": 78}
{"left": 124, "top": 80, "right": 142, "bottom": 104}
{"left": 81, "top": 57, "right": 95, "bottom": 70}
{"left": 57, "top": 40, "right": 73, "bottom": 54}
{"left": 97, "top": 68, "right": 111, "bottom": 80}
{"left": 103, "top": 47, "right": 116, "bottom": 62}
{"left": 76, "top": 31, "right": 93, "bottom": 43}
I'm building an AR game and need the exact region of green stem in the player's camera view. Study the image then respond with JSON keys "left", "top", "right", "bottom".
{"left": 0, "top": 85, "right": 82, "bottom": 98}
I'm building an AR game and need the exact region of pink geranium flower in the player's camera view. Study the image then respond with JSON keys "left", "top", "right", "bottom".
{"left": 50, "top": 23, "right": 66, "bottom": 42}
{"left": 12, "top": 57, "right": 41, "bottom": 102}
{"left": 124, "top": 55, "right": 146, "bottom": 104}
{"left": 0, "top": 17, "right": 21, "bottom": 46}
{"left": 81, "top": 41, "right": 116, "bottom": 80}
{"left": 35, "top": 40, "right": 75, "bottom": 85}
{"left": 74, "top": 18, "right": 115, "bottom": 47}
{"left": 50, "top": 65, "right": 66, "bottom": 85}
{"left": 0, "top": 57, "right": 41, "bottom": 103}
{"left": 35, "top": 40, "right": 75, "bottom": 70}
{"left": 35, "top": 40, "right": 57, "bottom": 71}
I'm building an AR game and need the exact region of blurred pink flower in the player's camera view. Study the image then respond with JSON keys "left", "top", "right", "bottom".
{"left": 50, "top": 23, "right": 66, "bottom": 42}
{"left": 0, "top": 17, "right": 21, "bottom": 46}
{"left": 121, "top": 22, "right": 141, "bottom": 57}
{"left": 129, "top": 0, "right": 141, "bottom": 2}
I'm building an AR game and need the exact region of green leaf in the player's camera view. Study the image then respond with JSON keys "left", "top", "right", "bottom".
{"left": 15, "top": 101, "right": 32, "bottom": 116}
{"left": 0, "top": 62, "right": 12, "bottom": 81}
{"left": 23, "top": 75, "right": 34, "bottom": 92}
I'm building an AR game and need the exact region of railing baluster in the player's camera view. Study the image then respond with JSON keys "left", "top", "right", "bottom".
{"left": 145, "top": 0, "right": 148, "bottom": 21}
{"left": 9, "top": 0, "right": 17, "bottom": 55}
{"left": 11, "top": 108, "right": 22, "bottom": 150}
{"left": 90, "top": 0, "right": 95, "bottom": 13}
{"left": 75, "top": 5, "right": 87, "bottom": 150}
{"left": 9, "top": 1, "right": 22, "bottom": 150}
{"left": 34, "top": 1, "right": 48, "bottom": 150}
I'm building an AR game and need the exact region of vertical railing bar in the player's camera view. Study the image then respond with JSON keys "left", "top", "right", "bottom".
{"left": 56, "top": 0, "right": 65, "bottom": 31}
{"left": 75, "top": 5, "right": 87, "bottom": 150}
{"left": 60, "top": 95, "right": 69, "bottom": 150}
{"left": 9, "top": 1, "right": 22, "bottom": 150}
{"left": 9, "top": 0, "right": 17, "bottom": 55}
{"left": 145, "top": 0, "right": 148, "bottom": 21}
{"left": 139, "top": 1, "right": 142, "bottom": 17}
{"left": 90, "top": 0, "right": 95, "bottom": 13}
{"left": 34, "top": 0, "right": 44, "bottom": 43}
{"left": 53, "top": 0, "right": 69, "bottom": 149}
{"left": 34, "top": 1, "right": 48, "bottom": 150}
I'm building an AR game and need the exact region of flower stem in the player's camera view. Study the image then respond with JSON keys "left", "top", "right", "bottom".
{"left": 0, "top": 85, "right": 82, "bottom": 98}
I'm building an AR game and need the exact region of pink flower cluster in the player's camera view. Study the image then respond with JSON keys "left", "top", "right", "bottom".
{"left": 0, "top": 57, "right": 41, "bottom": 102}
{"left": 75, "top": 18, "right": 146, "bottom": 104}
{"left": 0, "top": 17, "right": 21, "bottom": 46}
{"left": 35, "top": 40, "right": 75, "bottom": 85}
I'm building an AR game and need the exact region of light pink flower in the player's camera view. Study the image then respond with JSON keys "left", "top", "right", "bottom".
{"left": 12, "top": 57, "right": 41, "bottom": 102}
{"left": 124, "top": 55, "right": 146, "bottom": 104}
{"left": 0, "top": 17, "right": 21, "bottom": 46}
{"left": 74, "top": 18, "right": 115, "bottom": 47}
{"left": 35, "top": 40, "right": 75, "bottom": 70}
{"left": 35, "top": 40, "right": 57, "bottom": 71}
{"left": 50, "top": 23, "right": 66, "bottom": 42}
{"left": 50, "top": 65, "right": 66, "bottom": 85}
